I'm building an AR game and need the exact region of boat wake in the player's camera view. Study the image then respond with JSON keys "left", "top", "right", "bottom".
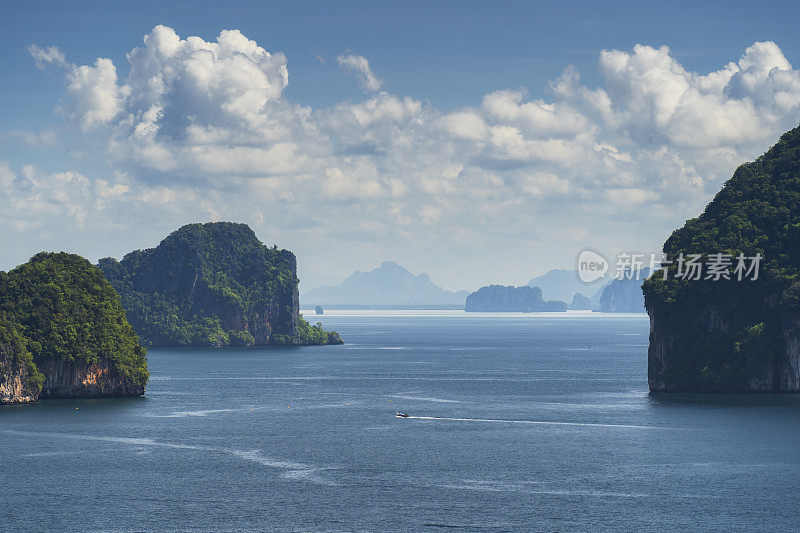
{"left": 388, "top": 394, "right": 461, "bottom": 403}
{"left": 400, "top": 416, "right": 666, "bottom": 430}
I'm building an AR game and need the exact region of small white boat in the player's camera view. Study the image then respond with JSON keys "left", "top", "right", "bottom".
{"left": 395, "top": 411, "right": 409, "bottom": 418}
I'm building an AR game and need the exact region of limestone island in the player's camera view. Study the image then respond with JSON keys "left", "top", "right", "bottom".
{"left": 98, "top": 222, "right": 343, "bottom": 347}
{"left": 0, "top": 253, "right": 148, "bottom": 404}
{"left": 644, "top": 124, "right": 800, "bottom": 393}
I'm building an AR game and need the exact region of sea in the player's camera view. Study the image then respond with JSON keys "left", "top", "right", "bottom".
{"left": 3, "top": 311, "right": 800, "bottom": 532}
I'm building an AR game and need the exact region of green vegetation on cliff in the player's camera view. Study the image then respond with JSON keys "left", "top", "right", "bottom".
{"left": 298, "top": 316, "right": 343, "bottom": 345}
{"left": 0, "top": 314, "right": 44, "bottom": 397}
{"left": 99, "top": 222, "right": 342, "bottom": 347}
{"left": 644, "top": 124, "right": 800, "bottom": 392}
{"left": 0, "top": 253, "right": 148, "bottom": 400}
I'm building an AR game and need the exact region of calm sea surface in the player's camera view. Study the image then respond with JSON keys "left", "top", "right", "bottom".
{"left": 3, "top": 311, "right": 800, "bottom": 532}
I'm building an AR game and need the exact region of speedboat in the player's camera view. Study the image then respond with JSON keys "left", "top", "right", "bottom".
{"left": 395, "top": 411, "right": 409, "bottom": 418}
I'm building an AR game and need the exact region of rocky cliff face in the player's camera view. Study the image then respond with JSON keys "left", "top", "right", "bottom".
{"left": 0, "top": 342, "right": 37, "bottom": 404}
{"left": 647, "top": 301, "right": 800, "bottom": 393}
{"left": 779, "top": 313, "right": 800, "bottom": 391}
{"left": 38, "top": 357, "right": 146, "bottom": 399}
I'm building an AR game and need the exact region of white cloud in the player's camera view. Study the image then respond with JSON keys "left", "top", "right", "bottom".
{"left": 596, "top": 42, "right": 799, "bottom": 149}
{"left": 29, "top": 44, "right": 66, "bottom": 68}
{"left": 13, "top": 28, "right": 800, "bottom": 287}
{"left": 0, "top": 163, "right": 99, "bottom": 227}
{"left": 336, "top": 54, "right": 383, "bottom": 92}
{"left": 437, "top": 111, "right": 489, "bottom": 142}
{"left": 29, "top": 44, "right": 125, "bottom": 130}
{"left": 66, "top": 58, "right": 126, "bottom": 130}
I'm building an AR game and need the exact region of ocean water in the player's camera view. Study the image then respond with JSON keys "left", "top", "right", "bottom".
{"left": 3, "top": 311, "right": 800, "bottom": 532}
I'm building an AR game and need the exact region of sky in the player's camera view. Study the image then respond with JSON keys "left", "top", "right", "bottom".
{"left": 1, "top": 0, "right": 800, "bottom": 291}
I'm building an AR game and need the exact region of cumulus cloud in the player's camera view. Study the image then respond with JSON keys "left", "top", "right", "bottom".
{"left": 31, "top": 25, "right": 290, "bottom": 138}
{"left": 66, "top": 58, "right": 126, "bottom": 129}
{"left": 596, "top": 42, "right": 800, "bottom": 153}
{"left": 337, "top": 54, "right": 383, "bottom": 92}
{"left": 16, "top": 27, "right": 800, "bottom": 286}
{"left": 29, "top": 45, "right": 125, "bottom": 129}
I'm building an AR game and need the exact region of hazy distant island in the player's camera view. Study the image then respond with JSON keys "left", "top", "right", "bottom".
{"left": 0, "top": 253, "right": 148, "bottom": 404}
{"left": 599, "top": 269, "right": 650, "bottom": 313}
{"left": 569, "top": 293, "right": 593, "bottom": 310}
{"left": 527, "top": 269, "right": 610, "bottom": 304}
{"left": 302, "top": 261, "right": 469, "bottom": 308}
{"left": 644, "top": 124, "right": 800, "bottom": 393}
{"left": 465, "top": 285, "right": 567, "bottom": 312}
{"left": 466, "top": 269, "right": 647, "bottom": 313}
{"left": 99, "top": 222, "right": 342, "bottom": 347}
{"left": 528, "top": 268, "right": 646, "bottom": 312}
{"left": 301, "top": 262, "right": 649, "bottom": 312}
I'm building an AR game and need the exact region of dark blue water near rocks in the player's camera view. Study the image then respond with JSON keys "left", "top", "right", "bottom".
{"left": 3, "top": 312, "right": 800, "bottom": 532}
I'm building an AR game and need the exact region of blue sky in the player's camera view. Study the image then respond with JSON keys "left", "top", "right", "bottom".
{"left": 4, "top": 1, "right": 797, "bottom": 118}
{"left": 2, "top": 0, "right": 800, "bottom": 290}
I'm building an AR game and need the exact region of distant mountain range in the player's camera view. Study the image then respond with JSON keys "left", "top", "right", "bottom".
{"left": 527, "top": 269, "right": 611, "bottom": 303}
{"left": 301, "top": 261, "right": 469, "bottom": 306}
